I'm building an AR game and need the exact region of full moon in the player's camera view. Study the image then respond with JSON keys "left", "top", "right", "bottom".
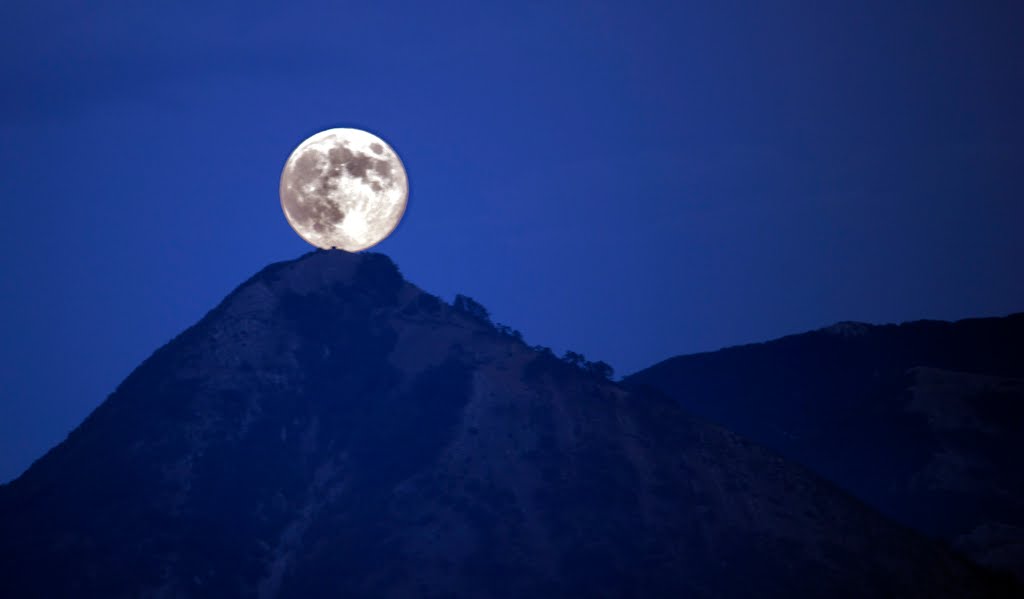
{"left": 280, "top": 128, "right": 408, "bottom": 251}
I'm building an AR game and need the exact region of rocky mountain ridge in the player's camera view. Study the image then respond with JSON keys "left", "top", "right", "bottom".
{"left": 0, "top": 250, "right": 1016, "bottom": 597}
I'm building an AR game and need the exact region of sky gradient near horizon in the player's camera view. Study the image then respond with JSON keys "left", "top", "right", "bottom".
{"left": 2, "top": 1, "right": 1023, "bottom": 482}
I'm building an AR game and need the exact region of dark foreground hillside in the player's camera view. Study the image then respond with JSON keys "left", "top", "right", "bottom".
{"left": 627, "top": 313, "right": 1024, "bottom": 581}
{"left": 0, "top": 251, "right": 1016, "bottom": 597}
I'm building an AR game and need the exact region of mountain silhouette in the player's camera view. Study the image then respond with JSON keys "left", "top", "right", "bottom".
{"left": 626, "top": 314, "right": 1024, "bottom": 582}
{"left": 0, "top": 251, "right": 1016, "bottom": 597}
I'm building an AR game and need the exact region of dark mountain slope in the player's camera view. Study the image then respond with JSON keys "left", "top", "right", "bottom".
{"left": 626, "top": 314, "right": 1024, "bottom": 580}
{"left": 0, "top": 251, "right": 1015, "bottom": 597}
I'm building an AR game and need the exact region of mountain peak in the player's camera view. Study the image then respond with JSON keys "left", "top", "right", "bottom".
{"left": 257, "top": 249, "right": 398, "bottom": 292}
{"left": 0, "top": 254, "right": 1016, "bottom": 598}
{"left": 223, "top": 249, "right": 406, "bottom": 315}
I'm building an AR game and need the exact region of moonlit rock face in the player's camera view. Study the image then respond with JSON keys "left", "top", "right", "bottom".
{"left": 280, "top": 128, "right": 408, "bottom": 251}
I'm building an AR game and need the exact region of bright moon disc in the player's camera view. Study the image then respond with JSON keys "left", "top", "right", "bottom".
{"left": 280, "top": 128, "right": 408, "bottom": 251}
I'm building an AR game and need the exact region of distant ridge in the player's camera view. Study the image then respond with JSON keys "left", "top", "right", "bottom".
{"left": 626, "top": 311, "right": 1024, "bottom": 581}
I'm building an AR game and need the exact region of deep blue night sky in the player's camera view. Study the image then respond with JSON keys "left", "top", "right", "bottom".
{"left": 1, "top": 1, "right": 1022, "bottom": 482}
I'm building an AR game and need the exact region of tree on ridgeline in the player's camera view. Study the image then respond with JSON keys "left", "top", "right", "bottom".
{"left": 453, "top": 294, "right": 492, "bottom": 325}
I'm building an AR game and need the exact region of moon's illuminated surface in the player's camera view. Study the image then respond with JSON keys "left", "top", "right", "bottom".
{"left": 280, "top": 128, "right": 408, "bottom": 251}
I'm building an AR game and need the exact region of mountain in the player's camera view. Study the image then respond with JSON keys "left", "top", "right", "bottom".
{"left": 625, "top": 314, "right": 1024, "bottom": 581}
{"left": 0, "top": 251, "right": 1015, "bottom": 597}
